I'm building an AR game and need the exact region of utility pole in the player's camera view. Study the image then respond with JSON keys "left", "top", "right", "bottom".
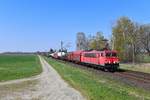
{"left": 61, "top": 41, "right": 63, "bottom": 56}
{"left": 61, "top": 41, "right": 63, "bottom": 51}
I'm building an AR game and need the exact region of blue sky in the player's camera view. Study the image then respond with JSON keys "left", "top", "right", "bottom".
{"left": 0, "top": 0, "right": 150, "bottom": 52}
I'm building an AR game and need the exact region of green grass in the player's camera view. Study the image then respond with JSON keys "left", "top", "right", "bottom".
{"left": 45, "top": 57, "right": 150, "bottom": 100}
{"left": 0, "top": 54, "right": 42, "bottom": 81}
{"left": 120, "top": 64, "right": 150, "bottom": 74}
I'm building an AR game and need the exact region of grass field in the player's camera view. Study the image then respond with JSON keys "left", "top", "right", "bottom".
{"left": 120, "top": 63, "right": 150, "bottom": 74}
{"left": 0, "top": 54, "right": 42, "bottom": 81}
{"left": 45, "top": 57, "right": 150, "bottom": 100}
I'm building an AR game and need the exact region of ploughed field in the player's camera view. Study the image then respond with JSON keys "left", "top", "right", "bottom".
{"left": 0, "top": 54, "right": 42, "bottom": 81}
{"left": 45, "top": 57, "right": 150, "bottom": 100}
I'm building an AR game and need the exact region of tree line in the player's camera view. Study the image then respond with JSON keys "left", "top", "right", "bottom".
{"left": 76, "top": 16, "right": 150, "bottom": 63}
{"left": 76, "top": 32, "right": 109, "bottom": 51}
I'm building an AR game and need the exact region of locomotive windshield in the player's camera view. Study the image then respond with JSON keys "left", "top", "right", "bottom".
{"left": 106, "top": 52, "right": 117, "bottom": 57}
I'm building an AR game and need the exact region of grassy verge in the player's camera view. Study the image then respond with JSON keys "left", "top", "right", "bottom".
{"left": 0, "top": 54, "right": 42, "bottom": 81}
{"left": 120, "top": 63, "right": 150, "bottom": 74}
{"left": 44, "top": 57, "right": 150, "bottom": 100}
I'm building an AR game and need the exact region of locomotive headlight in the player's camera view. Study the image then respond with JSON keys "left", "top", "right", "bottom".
{"left": 109, "top": 61, "right": 111, "bottom": 63}
{"left": 113, "top": 61, "right": 116, "bottom": 63}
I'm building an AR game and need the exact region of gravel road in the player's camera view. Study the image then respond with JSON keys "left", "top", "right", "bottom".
{"left": 0, "top": 56, "right": 85, "bottom": 100}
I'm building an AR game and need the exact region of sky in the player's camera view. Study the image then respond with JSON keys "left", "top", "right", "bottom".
{"left": 0, "top": 0, "right": 150, "bottom": 52}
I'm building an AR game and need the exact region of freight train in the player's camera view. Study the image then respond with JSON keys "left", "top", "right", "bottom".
{"left": 50, "top": 50, "right": 119, "bottom": 72}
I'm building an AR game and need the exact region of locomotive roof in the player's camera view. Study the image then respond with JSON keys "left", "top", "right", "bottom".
{"left": 83, "top": 50, "right": 117, "bottom": 53}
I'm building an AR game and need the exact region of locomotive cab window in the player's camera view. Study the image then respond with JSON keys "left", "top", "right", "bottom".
{"left": 101, "top": 53, "right": 103, "bottom": 57}
{"left": 106, "top": 52, "right": 117, "bottom": 57}
{"left": 112, "top": 53, "right": 117, "bottom": 57}
{"left": 106, "top": 53, "right": 111, "bottom": 57}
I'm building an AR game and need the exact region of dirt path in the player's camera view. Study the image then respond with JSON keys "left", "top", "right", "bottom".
{"left": 0, "top": 56, "right": 85, "bottom": 100}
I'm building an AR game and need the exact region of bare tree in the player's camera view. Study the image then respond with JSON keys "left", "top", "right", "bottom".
{"left": 140, "top": 24, "right": 150, "bottom": 56}
{"left": 76, "top": 32, "right": 87, "bottom": 50}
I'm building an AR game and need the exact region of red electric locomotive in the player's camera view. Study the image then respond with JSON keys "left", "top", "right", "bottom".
{"left": 81, "top": 50, "right": 119, "bottom": 71}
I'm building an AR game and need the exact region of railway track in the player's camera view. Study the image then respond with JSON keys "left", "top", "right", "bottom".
{"left": 114, "top": 71, "right": 150, "bottom": 83}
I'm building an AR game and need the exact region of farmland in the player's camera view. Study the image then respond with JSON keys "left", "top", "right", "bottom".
{"left": 0, "top": 54, "right": 42, "bottom": 81}
{"left": 45, "top": 57, "right": 150, "bottom": 100}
